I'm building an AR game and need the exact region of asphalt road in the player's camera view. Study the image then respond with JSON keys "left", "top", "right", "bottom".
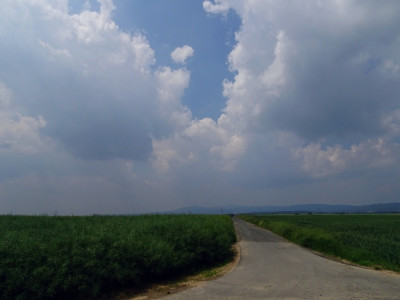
{"left": 163, "top": 217, "right": 400, "bottom": 299}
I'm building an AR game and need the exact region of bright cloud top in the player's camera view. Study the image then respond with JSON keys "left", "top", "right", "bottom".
{"left": 171, "top": 45, "right": 194, "bottom": 64}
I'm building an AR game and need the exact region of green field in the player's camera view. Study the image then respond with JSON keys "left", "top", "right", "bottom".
{"left": 239, "top": 214, "right": 400, "bottom": 272}
{"left": 0, "top": 215, "right": 236, "bottom": 300}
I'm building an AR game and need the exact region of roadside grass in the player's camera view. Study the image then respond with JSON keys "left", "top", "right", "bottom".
{"left": 0, "top": 214, "right": 236, "bottom": 300}
{"left": 239, "top": 214, "right": 400, "bottom": 272}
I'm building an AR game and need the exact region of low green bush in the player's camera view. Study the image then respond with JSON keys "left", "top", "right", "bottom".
{"left": 0, "top": 215, "right": 236, "bottom": 300}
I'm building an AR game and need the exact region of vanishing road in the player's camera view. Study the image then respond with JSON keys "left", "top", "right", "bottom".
{"left": 163, "top": 217, "right": 400, "bottom": 299}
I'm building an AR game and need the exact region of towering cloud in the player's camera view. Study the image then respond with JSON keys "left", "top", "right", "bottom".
{"left": 0, "top": 0, "right": 191, "bottom": 162}
{"left": 0, "top": 0, "right": 192, "bottom": 213}
{"left": 202, "top": 0, "right": 400, "bottom": 179}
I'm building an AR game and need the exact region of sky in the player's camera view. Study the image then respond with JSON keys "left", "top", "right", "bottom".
{"left": 1, "top": 0, "right": 400, "bottom": 215}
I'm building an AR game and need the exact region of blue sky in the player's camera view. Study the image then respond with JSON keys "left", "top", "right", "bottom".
{"left": 109, "top": 0, "right": 241, "bottom": 120}
{"left": 1, "top": 0, "right": 400, "bottom": 214}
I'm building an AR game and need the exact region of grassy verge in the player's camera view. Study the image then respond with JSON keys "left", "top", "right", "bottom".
{"left": 239, "top": 214, "right": 400, "bottom": 272}
{"left": 0, "top": 215, "right": 236, "bottom": 300}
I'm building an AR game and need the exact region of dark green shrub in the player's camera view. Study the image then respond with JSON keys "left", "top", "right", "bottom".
{"left": 0, "top": 215, "right": 236, "bottom": 299}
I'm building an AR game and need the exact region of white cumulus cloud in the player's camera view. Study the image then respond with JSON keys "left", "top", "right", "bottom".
{"left": 203, "top": 0, "right": 400, "bottom": 184}
{"left": 171, "top": 45, "right": 194, "bottom": 64}
{"left": 0, "top": 0, "right": 191, "bottom": 161}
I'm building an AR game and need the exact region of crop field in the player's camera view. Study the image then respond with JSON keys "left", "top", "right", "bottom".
{"left": 0, "top": 214, "right": 236, "bottom": 300}
{"left": 239, "top": 214, "right": 400, "bottom": 272}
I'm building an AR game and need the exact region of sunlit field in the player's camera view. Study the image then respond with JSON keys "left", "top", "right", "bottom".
{"left": 0, "top": 215, "right": 236, "bottom": 299}
{"left": 240, "top": 214, "right": 400, "bottom": 272}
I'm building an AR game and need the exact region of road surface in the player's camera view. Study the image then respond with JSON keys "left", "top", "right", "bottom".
{"left": 163, "top": 217, "right": 400, "bottom": 299}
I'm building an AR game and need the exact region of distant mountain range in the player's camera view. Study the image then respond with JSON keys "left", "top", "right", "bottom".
{"left": 170, "top": 202, "right": 400, "bottom": 215}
